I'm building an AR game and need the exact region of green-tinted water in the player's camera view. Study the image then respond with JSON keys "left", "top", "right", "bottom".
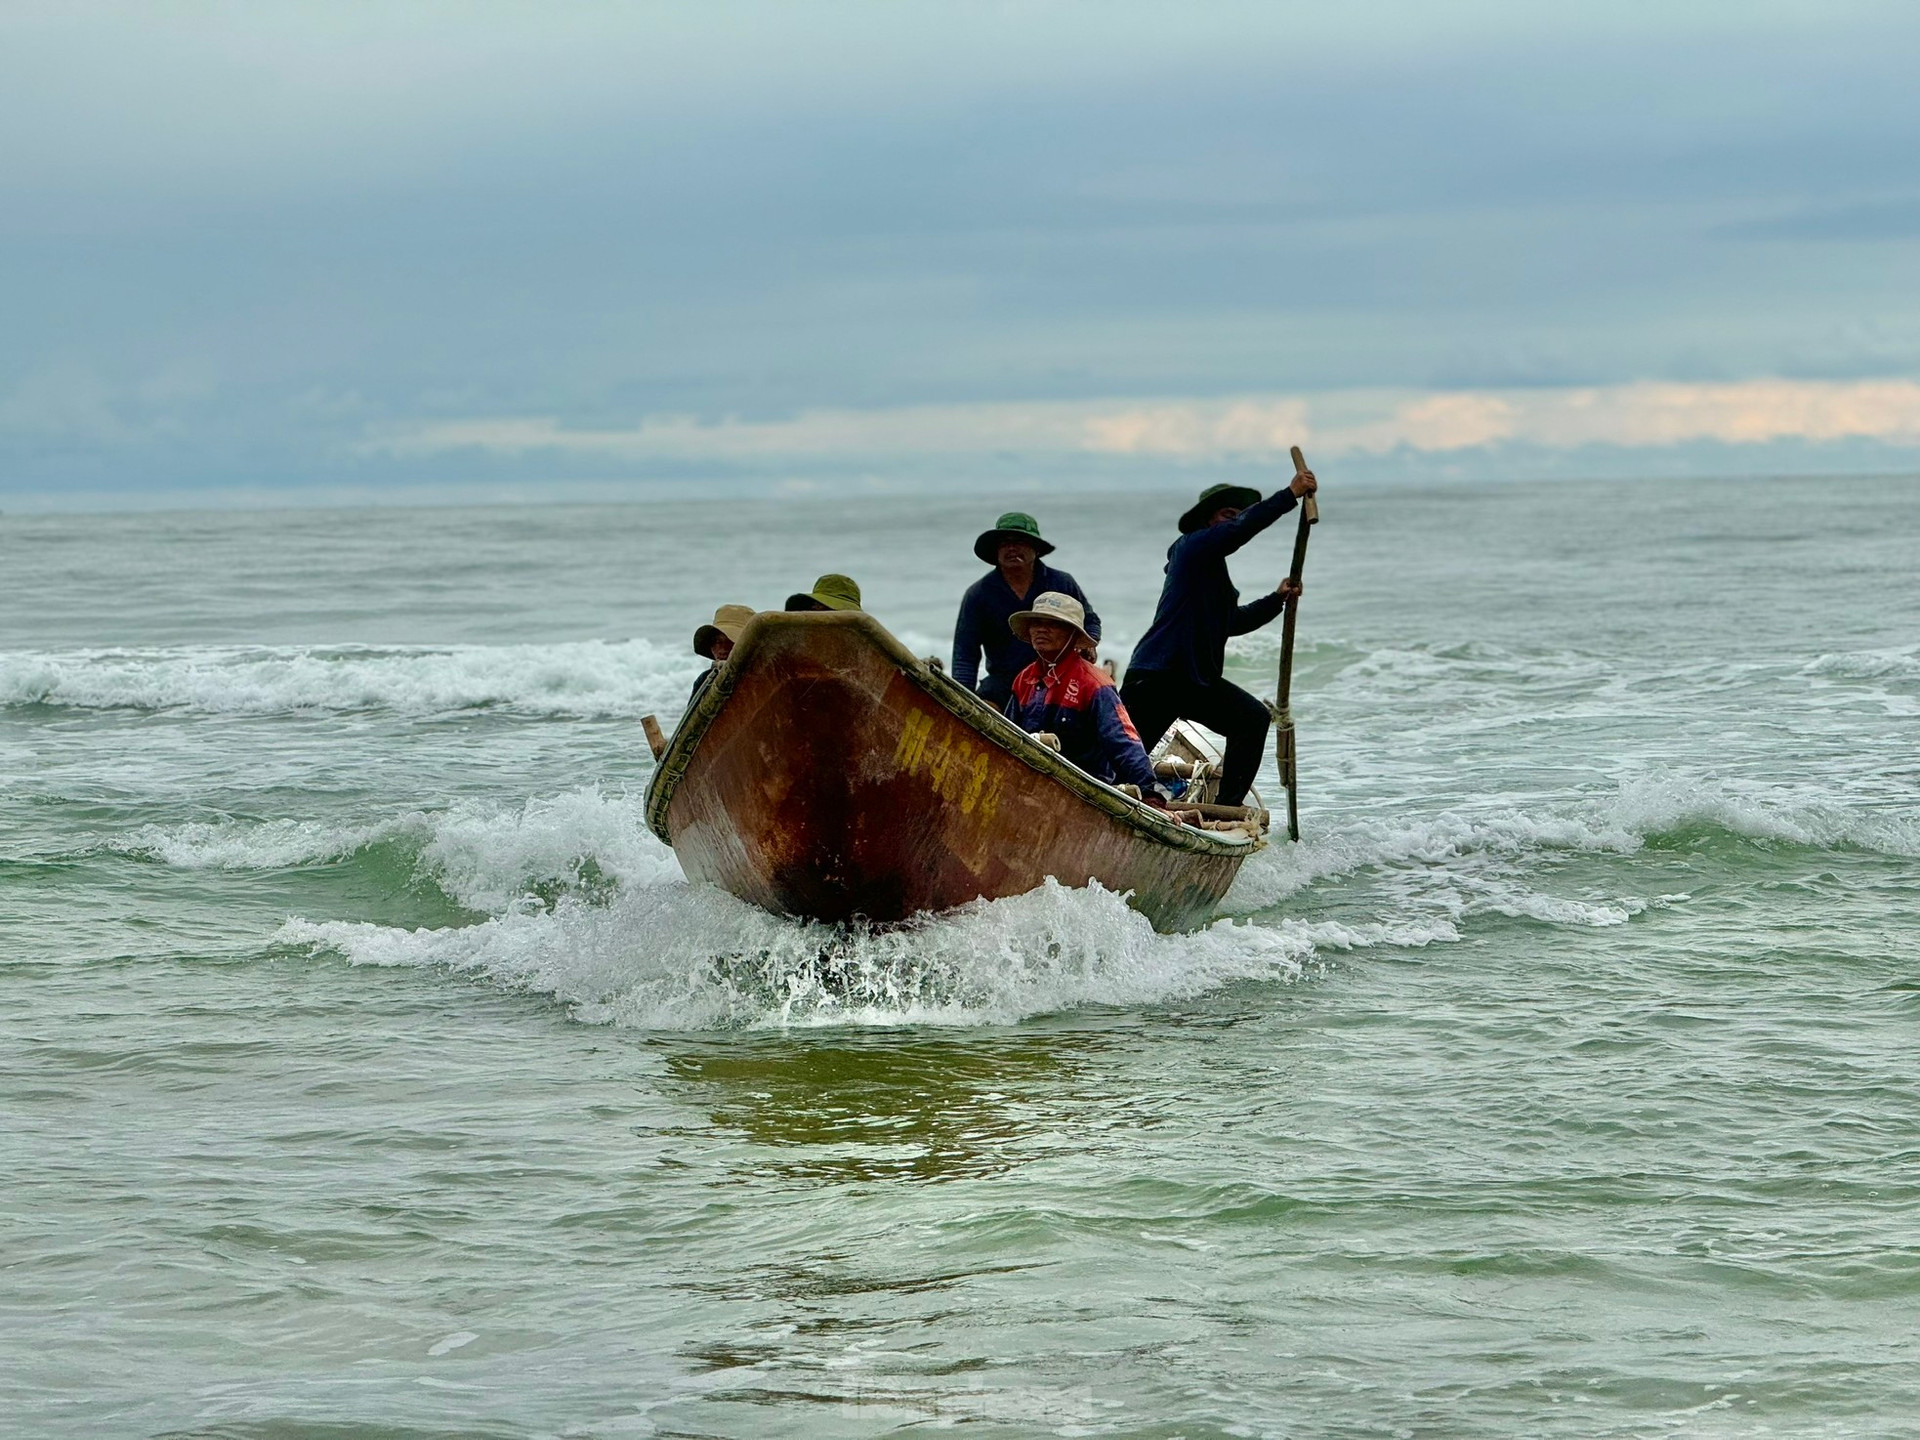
{"left": 3, "top": 475, "right": 1916, "bottom": 1436}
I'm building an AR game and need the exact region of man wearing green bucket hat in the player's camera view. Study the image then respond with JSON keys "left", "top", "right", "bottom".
{"left": 783, "top": 574, "right": 863, "bottom": 612}
{"left": 950, "top": 511, "right": 1101, "bottom": 707}
{"left": 1119, "top": 467, "right": 1317, "bottom": 808}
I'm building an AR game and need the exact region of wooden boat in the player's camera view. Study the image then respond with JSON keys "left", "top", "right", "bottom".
{"left": 644, "top": 610, "right": 1264, "bottom": 932}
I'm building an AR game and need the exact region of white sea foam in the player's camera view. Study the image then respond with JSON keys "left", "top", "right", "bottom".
{"left": 1600, "top": 771, "right": 1920, "bottom": 857}
{"left": 415, "top": 787, "right": 679, "bottom": 911}
{"left": 1805, "top": 647, "right": 1920, "bottom": 682}
{"left": 254, "top": 781, "right": 1670, "bottom": 1030}
{"left": 1220, "top": 768, "right": 1919, "bottom": 918}
{"left": 114, "top": 815, "right": 430, "bottom": 870}
{"left": 1223, "top": 833, "right": 1634, "bottom": 929}
{"left": 138, "top": 758, "right": 1915, "bottom": 1029}
{"left": 116, "top": 787, "right": 680, "bottom": 911}
{"left": 1228, "top": 635, "right": 1610, "bottom": 694}
{"left": 1219, "top": 803, "right": 1644, "bottom": 914}
{"left": 1801, "top": 647, "right": 1920, "bottom": 717}
{"left": 0, "top": 640, "right": 703, "bottom": 718}
{"left": 278, "top": 877, "right": 1454, "bottom": 1030}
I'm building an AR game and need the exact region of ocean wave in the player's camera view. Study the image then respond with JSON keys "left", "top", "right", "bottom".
{"left": 132, "top": 761, "right": 1915, "bottom": 1028}
{"left": 113, "top": 815, "right": 430, "bottom": 870}
{"left": 415, "top": 787, "right": 679, "bottom": 911}
{"left": 115, "top": 787, "right": 677, "bottom": 912}
{"left": 1804, "top": 646, "right": 1920, "bottom": 682}
{"left": 125, "top": 781, "right": 1646, "bottom": 938}
{"left": 1227, "top": 634, "right": 1609, "bottom": 690}
{"left": 277, "top": 878, "right": 1449, "bottom": 1030}
{"left": 1220, "top": 769, "right": 1919, "bottom": 913}
{"left": 1601, "top": 771, "right": 1920, "bottom": 857}
{"left": 1221, "top": 810, "right": 1643, "bottom": 921}
{"left": 249, "top": 781, "right": 1659, "bottom": 1028}
{"left": 0, "top": 640, "right": 703, "bottom": 718}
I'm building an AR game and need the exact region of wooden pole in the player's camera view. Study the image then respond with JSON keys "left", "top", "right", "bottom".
{"left": 642, "top": 714, "right": 667, "bottom": 762}
{"left": 1276, "top": 445, "right": 1318, "bottom": 841}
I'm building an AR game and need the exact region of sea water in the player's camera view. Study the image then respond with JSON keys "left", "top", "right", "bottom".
{"left": 2, "top": 474, "right": 1916, "bottom": 1437}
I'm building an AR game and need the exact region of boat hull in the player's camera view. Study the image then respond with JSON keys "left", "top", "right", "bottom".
{"left": 646, "top": 612, "right": 1253, "bottom": 932}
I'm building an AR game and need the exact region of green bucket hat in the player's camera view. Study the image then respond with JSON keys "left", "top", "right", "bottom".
{"left": 784, "top": 573, "right": 863, "bottom": 612}
{"left": 973, "top": 511, "right": 1057, "bottom": 565}
{"left": 1178, "top": 482, "right": 1263, "bottom": 534}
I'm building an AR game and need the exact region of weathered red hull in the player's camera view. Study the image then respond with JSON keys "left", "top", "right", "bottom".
{"left": 646, "top": 612, "right": 1255, "bottom": 932}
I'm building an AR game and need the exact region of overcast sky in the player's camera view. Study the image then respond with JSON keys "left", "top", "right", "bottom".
{"left": 3, "top": 0, "right": 1917, "bottom": 506}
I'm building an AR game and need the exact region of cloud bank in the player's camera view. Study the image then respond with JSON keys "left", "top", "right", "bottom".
{"left": 3, "top": 2, "right": 1918, "bottom": 504}
{"left": 372, "top": 378, "right": 1920, "bottom": 468}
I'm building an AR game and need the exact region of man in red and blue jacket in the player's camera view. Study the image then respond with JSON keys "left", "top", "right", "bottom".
{"left": 1003, "top": 592, "right": 1161, "bottom": 799}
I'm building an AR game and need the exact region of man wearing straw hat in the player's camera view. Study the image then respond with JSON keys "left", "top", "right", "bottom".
{"left": 1120, "top": 469, "right": 1316, "bottom": 808}
{"left": 1004, "top": 591, "right": 1160, "bottom": 800}
{"left": 687, "top": 603, "right": 754, "bottom": 709}
{"left": 951, "top": 512, "right": 1101, "bottom": 708}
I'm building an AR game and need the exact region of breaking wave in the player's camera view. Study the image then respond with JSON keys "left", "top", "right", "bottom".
{"left": 1805, "top": 646, "right": 1920, "bottom": 682}
{"left": 115, "top": 815, "right": 426, "bottom": 871}
{"left": 117, "top": 758, "right": 1900, "bottom": 1031}
{"left": 1226, "top": 768, "right": 1920, "bottom": 915}
{"left": 277, "top": 881, "right": 1376, "bottom": 1030}
{"left": 117, "top": 787, "right": 1410, "bottom": 1027}
{"left": 116, "top": 787, "right": 674, "bottom": 913}
{"left": 0, "top": 640, "right": 703, "bottom": 718}
{"left": 1600, "top": 771, "right": 1920, "bottom": 855}
{"left": 18, "top": 634, "right": 1902, "bottom": 731}
{"left": 1225, "top": 634, "right": 1610, "bottom": 688}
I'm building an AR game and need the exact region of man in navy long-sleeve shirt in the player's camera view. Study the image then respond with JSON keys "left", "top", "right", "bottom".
{"left": 1121, "top": 469, "right": 1316, "bottom": 807}
{"left": 951, "top": 511, "right": 1101, "bottom": 707}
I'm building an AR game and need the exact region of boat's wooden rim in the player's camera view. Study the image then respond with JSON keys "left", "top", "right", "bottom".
{"left": 644, "top": 610, "right": 1257, "bottom": 858}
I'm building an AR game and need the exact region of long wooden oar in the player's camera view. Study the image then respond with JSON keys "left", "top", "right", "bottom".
{"left": 1275, "top": 445, "right": 1319, "bottom": 841}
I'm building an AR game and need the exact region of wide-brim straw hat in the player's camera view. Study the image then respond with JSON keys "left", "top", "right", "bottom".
{"left": 1008, "top": 590, "right": 1092, "bottom": 647}
{"left": 784, "top": 573, "right": 863, "bottom": 612}
{"left": 1178, "top": 482, "right": 1263, "bottom": 534}
{"left": 693, "top": 603, "right": 756, "bottom": 657}
{"left": 973, "top": 510, "right": 1057, "bottom": 565}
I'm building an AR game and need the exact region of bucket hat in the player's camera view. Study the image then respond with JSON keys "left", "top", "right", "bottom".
{"left": 1008, "top": 591, "right": 1093, "bottom": 648}
{"left": 973, "top": 511, "right": 1057, "bottom": 565}
{"left": 784, "top": 574, "right": 863, "bottom": 612}
{"left": 693, "top": 603, "right": 755, "bottom": 658}
{"left": 1178, "top": 482, "right": 1263, "bottom": 534}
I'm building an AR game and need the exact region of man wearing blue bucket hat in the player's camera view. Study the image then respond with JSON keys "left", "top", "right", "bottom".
{"left": 1120, "top": 467, "right": 1316, "bottom": 808}
{"left": 950, "top": 511, "right": 1101, "bottom": 707}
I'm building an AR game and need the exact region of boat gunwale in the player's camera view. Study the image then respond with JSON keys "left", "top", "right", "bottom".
{"left": 644, "top": 610, "right": 1256, "bottom": 859}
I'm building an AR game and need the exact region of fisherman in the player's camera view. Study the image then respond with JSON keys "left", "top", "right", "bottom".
{"left": 784, "top": 574, "right": 863, "bottom": 612}
{"left": 1004, "top": 592, "right": 1161, "bottom": 801}
{"left": 687, "top": 603, "right": 755, "bottom": 708}
{"left": 1119, "top": 470, "right": 1316, "bottom": 808}
{"left": 951, "top": 512, "right": 1101, "bottom": 707}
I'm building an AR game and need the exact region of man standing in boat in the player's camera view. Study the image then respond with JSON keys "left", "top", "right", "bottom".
{"left": 1120, "top": 469, "right": 1317, "bottom": 808}
{"left": 951, "top": 512, "right": 1101, "bottom": 708}
{"left": 1004, "top": 592, "right": 1162, "bottom": 802}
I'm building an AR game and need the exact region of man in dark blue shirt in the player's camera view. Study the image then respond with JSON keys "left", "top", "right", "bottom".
{"left": 1120, "top": 470, "right": 1316, "bottom": 807}
{"left": 950, "top": 512, "right": 1101, "bottom": 707}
